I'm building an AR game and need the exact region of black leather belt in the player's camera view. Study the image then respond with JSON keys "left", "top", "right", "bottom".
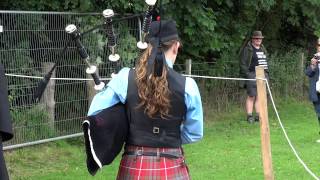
{"left": 124, "top": 151, "right": 181, "bottom": 159}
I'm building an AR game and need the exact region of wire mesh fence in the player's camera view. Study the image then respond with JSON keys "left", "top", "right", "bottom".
{"left": 0, "top": 11, "right": 141, "bottom": 148}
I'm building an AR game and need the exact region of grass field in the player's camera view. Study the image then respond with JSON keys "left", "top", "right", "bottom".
{"left": 4, "top": 98, "right": 320, "bottom": 180}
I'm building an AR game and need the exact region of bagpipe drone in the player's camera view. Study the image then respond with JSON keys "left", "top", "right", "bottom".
{"left": 137, "top": 0, "right": 157, "bottom": 54}
{"left": 103, "top": 9, "right": 121, "bottom": 78}
{"left": 33, "top": 7, "right": 154, "bottom": 101}
{"left": 65, "top": 24, "right": 106, "bottom": 91}
{"left": 33, "top": 0, "right": 159, "bottom": 175}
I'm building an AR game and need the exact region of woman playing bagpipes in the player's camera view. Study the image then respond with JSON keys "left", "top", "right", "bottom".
{"left": 88, "top": 19, "right": 203, "bottom": 179}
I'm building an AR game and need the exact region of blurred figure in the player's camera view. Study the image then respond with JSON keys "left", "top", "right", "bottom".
{"left": 240, "top": 31, "right": 269, "bottom": 123}
{"left": 305, "top": 38, "right": 320, "bottom": 143}
{"left": 0, "top": 64, "right": 13, "bottom": 180}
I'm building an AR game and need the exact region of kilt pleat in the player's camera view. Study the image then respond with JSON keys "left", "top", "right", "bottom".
{"left": 116, "top": 146, "right": 190, "bottom": 180}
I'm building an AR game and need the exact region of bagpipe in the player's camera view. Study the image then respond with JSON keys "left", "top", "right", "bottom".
{"left": 33, "top": 8, "right": 152, "bottom": 101}
{"left": 33, "top": 0, "right": 159, "bottom": 176}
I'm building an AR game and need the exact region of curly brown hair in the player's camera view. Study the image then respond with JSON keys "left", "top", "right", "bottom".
{"left": 135, "top": 40, "right": 179, "bottom": 119}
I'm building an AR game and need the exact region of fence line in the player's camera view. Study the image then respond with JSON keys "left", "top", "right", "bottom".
{"left": 0, "top": 10, "right": 101, "bottom": 15}
{"left": 0, "top": 10, "right": 140, "bottom": 148}
{"left": 3, "top": 133, "right": 83, "bottom": 150}
{"left": 5, "top": 73, "right": 112, "bottom": 81}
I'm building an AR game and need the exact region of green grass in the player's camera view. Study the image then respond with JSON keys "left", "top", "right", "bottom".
{"left": 5, "top": 98, "right": 320, "bottom": 180}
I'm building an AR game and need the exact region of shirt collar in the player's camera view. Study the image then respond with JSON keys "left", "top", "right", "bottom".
{"left": 166, "top": 59, "right": 173, "bottom": 68}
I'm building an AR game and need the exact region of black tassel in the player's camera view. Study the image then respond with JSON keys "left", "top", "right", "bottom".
{"left": 153, "top": 50, "right": 164, "bottom": 77}
{"left": 33, "top": 38, "right": 71, "bottom": 102}
{"left": 33, "top": 64, "right": 56, "bottom": 102}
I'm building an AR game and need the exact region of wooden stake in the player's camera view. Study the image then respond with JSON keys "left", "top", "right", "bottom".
{"left": 185, "top": 59, "right": 192, "bottom": 75}
{"left": 41, "top": 62, "right": 56, "bottom": 130}
{"left": 256, "top": 66, "right": 274, "bottom": 180}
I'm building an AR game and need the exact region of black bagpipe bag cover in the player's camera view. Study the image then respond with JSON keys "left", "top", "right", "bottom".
{"left": 0, "top": 64, "right": 13, "bottom": 180}
{"left": 82, "top": 103, "right": 128, "bottom": 175}
{"left": 0, "top": 64, "right": 13, "bottom": 142}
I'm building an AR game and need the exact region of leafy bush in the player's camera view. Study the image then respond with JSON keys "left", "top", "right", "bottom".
{"left": 10, "top": 105, "right": 55, "bottom": 143}
{"left": 268, "top": 47, "right": 308, "bottom": 98}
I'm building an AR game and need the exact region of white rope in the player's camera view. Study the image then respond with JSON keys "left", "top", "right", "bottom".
{"left": 5, "top": 73, "right": 111, "bottom": 81}
{"left": 182, "top": 74, "right": 256, "bottom": 81}
{"left": 3, "top": 72, "right": 319, "bottom": 178}
{"left": 5, "top": 73, "right": 254, "bottom": 82}
{"left": 4, "top": 73, "right": 254, "bottom": 82}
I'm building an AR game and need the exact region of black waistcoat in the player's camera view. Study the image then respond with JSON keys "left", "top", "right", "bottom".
{"left": 126, "top": 68, "right": 186, "bottom": 148}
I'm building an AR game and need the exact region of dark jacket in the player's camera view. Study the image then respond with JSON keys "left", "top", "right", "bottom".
{"left": 0, "top": 64, "right": 13, "bottom": 180}
{"left": 0, "top": 65, "right": 13, "bottom": 142}
{"left": 239, "top": 41, "right": 267, "bottom": 87}
{"left": 305, "top": 65, "right": 320, "bottom": 102}
{"left": 240, "top": 41, "right": 268, "bottom": 77}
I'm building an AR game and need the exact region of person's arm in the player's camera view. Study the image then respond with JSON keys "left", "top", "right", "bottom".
{"left": 181, "top": 77, "right": 203, "bottom": 144}
{"left": 240, "top": 47, "right": 249, "bottom": 78}
{"left": 305, "top": 58, "right": 317, "bottom": 77}
{"left": 87, "top": 68, "right": 130, "bottom": 116}
{"left": 262, "top": 45, "right": 270, "bottom": 74}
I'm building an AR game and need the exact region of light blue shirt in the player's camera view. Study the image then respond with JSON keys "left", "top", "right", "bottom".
{"left": 88, "top": 60, "right": 203, "bottom": 144}
{"left": 318, "top": 64, "right": 320, "bottom": 80}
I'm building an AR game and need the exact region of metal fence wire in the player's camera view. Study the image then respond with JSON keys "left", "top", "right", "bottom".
{"left": 0, "top": 11, "right": 141, "bottom": 149}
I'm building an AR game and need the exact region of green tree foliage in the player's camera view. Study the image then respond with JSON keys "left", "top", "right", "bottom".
{"left": 1, "top": 0, "right": 320, "bottom": 61}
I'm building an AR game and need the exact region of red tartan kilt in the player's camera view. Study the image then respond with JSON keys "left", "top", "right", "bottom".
{"left": 116, "top": 146, "right": 190, "bottom": 180}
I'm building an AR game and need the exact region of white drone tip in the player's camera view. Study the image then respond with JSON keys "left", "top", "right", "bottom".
{"left": 137, "top": 41, "right": 148, "bottom": 50}
{"left": 103, "top": 9, "right": 114, "bottom": 18}
{"left": 94, "top": 82, "right": 105, "bottom": 91}
{"left": 65, "top": 24, "right": 77, "bottom": 33}
{"left": 86, "top": 66, "right": 97, "bottom": 74}
{"left": 108, "top": 54, "right": 120, "bottom": 62}
{"left": 146, "top": 0, "right": 157, "bottom": 6}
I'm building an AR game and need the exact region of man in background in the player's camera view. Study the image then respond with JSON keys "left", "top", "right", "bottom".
{"left": 240, "top": 31, "right": 269, "bottom": 123}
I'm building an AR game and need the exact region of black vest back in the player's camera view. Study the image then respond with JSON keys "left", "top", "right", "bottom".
{"left": 126, "top": 68, "right": 186, "bottom": 148}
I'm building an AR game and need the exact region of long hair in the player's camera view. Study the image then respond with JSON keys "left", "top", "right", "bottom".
{"left": 135, "top": 40, "right": 178, "bottom": 119}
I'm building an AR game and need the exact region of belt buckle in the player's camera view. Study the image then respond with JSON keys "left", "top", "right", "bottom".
{"left": 136, "top": 149, "right": 143, "bottom": 156}
{"left": 153, "top": 126, "right": 160, "bottom": 134}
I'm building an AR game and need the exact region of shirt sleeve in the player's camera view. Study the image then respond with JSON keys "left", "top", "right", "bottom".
{"left": 181, "top": 77, "right": 203, "bottom": 144}
{"left": 87, "top": 67, "right": 130, "bottom": 116}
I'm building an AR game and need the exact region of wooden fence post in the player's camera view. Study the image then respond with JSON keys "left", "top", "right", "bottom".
{"left": 40, "top": 62, "right": 56, "bottom": 130}
{"left": 185, "top": 59, "right": 192, "bottom": 75}
{"left": 256, "top": 66, "right": 274, "bottom": 180}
